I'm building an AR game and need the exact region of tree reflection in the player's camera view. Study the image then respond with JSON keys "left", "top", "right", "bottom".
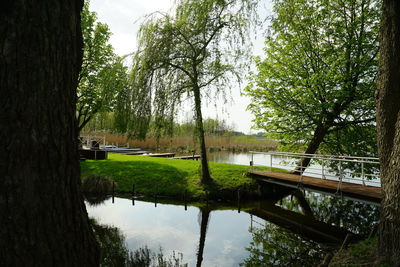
{"left": 241, "top": 222, "right": 325, "bottom": 266}
{"left": 84, "top": 194, "right": 111, "bottom": 206}
{"left": 90, "top": 219, "right": 187, "bottom": 266}
{"left": 278, "top": 191, "right": 380, "bottom": 236}
{"left": 196, "top": 207, "right": 211, "bottom": 267}
{"left": 241, "top": 187, "right": 379, "bottom": 266}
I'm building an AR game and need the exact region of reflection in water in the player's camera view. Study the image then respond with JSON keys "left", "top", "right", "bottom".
{"left": 91, "top": 218, "right": 129, "bottom": 266}
{"left": 91, "top": 218, "right": 187, "bottom": 266}
{"left": 208, "top": 151, "right": 255, "bottom": 165}
{"left": 196, "top": 207, "right": 210, "bottom": 267}
{"left": 86, "top": 184, "right": 379, "bottom": 267}
{"left": 278, "top": 190, "right": 380, "bottom": 236}
{"left": 241, "top": 222, "right": 325, "bottom": 266}
{"left": 84, "top": 194, "right": 112, "bottom": 206}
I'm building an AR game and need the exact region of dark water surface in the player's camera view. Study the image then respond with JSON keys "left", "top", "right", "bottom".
{"left": 86, "top": 187, "right": 379, "bottom": 267}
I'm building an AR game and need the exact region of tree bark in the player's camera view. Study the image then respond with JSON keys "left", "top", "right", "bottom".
{"left": 376, "top": 0, "right": 400, "bottom": 264}
{"left": 294, "top": 125, "right": 328, "bottom": 174}
{"left": 192, "top": 84, "right": 212, "bottom": 185}
{"left": 0, "top": 1, "right": 100, "bottom": 266}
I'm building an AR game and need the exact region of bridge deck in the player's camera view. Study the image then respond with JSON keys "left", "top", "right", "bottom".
{"left": 146, "top": 153, "right": 176, "bottom": 158}
{"left": 173, "top": 155, "right": 201, "bottom": 160}
{"left": 250, "top": 170, "right": 381, "bottom": 201}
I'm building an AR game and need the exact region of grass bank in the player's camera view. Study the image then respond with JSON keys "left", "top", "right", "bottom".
{"left": 81, "top": 153, "right": 277, "bottom": 200}
{"left": 329, "top": 237, "right": 389, "bottom": 266}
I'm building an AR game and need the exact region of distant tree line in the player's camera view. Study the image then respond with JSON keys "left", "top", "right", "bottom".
{"left": 83, "top": 116, "right": 244, "bottom": 137}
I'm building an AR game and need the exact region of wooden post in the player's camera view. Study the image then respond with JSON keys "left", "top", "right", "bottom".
{"left": 361, "top": 162, "right": 365, "bottom": 186}
{"left": 184, "top": 190, "right": 187, "bottom": 211}
{"left": 132, "top": 184, "right": 135, "bottom": 206}
{"left": 237, "top": 189, "right": 241, "bottom": 213}
{"left": 112, "top": 181, "right": 115, "bottom": 204}
{"left": 154, "top": 186, "right": 157, "bottom": 207}
{"left": 250, "top": 215, "right": 253, "bottom": 232}
{"left": 270, "top": 154, "right": 273, "bottom": 171}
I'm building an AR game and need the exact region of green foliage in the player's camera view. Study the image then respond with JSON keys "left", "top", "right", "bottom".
{"left": 329, "top": 237, "right": 389, "bottom": 267}
{"left": 246, "top": 0, "right": 380, "bottom": 156}
{"left": 125, "top": 0, "right": 258, "bottom": 135}
{"left": 125, "top": 0, "right": 259, "bottom": 183}
{"left": 173, "top": 118, "right": 237, "bottom": 137}
{"left": 78, "top": 2, "right": 129, "bottom": 131}
{"left": 81, "top": 175, "right": 114, "bottom": 194}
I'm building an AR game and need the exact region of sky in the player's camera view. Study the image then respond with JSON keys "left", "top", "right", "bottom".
{"left": 90, "top": 0, "right": 272, "bottom": 134}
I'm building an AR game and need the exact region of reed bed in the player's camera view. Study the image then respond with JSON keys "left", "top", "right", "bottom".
{"left": 83, "top": 131, "right": 277, "bottom": 152}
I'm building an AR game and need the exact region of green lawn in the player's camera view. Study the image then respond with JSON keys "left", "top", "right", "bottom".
{"left": 81, "top": 153, "right": 278, "bottom": 199}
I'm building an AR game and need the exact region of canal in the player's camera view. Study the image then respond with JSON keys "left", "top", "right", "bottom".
{"left": 86, "top": 184, "right": 379, "bottom": 266}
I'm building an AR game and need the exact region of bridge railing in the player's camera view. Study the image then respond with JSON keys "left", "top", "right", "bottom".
{"left": 249, "top": 151, "right": 381, "bottom": 187}
{"left": 79, "top": 135, "right": 106, "bottom": 148}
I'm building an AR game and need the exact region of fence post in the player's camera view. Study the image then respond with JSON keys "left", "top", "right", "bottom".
{"left": 270, "top": 154, "right": 273, "bottom": 171}
{"left": 321, "top": 159, "right": 325, "bottom": 179}
{"left": 184, "top": 190, "right": 187, "bottom": 211}
{"left": 300, "top": 160, "right": 303, "bottom": 183}
{"left": 112, "top": 181, "right": 115, "bottom": 203}
{"left": 361, "top": 162, "right": 365, "bottom": 186}
{"left": 338, "top": 161, "right": 343, "bottom": 191}
{"left": 237, "top": 189, "right": 241, "bottom": 213}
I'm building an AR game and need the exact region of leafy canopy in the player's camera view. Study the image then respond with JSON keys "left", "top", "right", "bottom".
{"left": 78, "top": 2, "right": 129, "bottom": 131}
{"left": 125, "top": 0, "right": 259, "bottom": 139}
{"left": 246, "top": 0, "right": 380, "bottom": 156}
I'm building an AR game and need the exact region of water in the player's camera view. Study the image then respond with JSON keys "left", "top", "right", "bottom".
{"left": 87, "top": 198, "right": 252, "bottom": 266}
{"left": 86, "top": 187, "right": 379, "bottom": 266}
{"left": 208, "top": 151, "right": 380, "bottom": 186}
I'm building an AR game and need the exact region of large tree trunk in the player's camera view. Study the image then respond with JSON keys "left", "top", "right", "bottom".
{"left": 0, "top": 1, "right": 100, "bottom": 266}
{"left": 376, "top": 0, "right": 400, "bottom": 264}
{"left": 294, "top": 125, "right": 328, "bottom": 174}
{"left": 193, "top": 84, "right": 212, "bottom": 185}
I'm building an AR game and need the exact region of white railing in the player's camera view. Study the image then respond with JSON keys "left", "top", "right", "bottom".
{"left": 79, "top": 135, "right": 106, "bottom": 148}
{"left": 249, "top": 151, "right": 381, "bottom": 187}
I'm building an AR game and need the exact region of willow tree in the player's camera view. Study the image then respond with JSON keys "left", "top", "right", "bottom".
{"left": 376, "top": 0, "right": 400, "bottom": 264}
{"left": 131, "top": 0, "right": 257, "bottom": 184}
{"left": 246, "top": 0, "right": 380, "bottom": 173}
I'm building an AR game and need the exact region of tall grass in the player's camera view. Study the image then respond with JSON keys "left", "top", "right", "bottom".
{"left": 83, "top": 131, "right": 277, "bottom": 152}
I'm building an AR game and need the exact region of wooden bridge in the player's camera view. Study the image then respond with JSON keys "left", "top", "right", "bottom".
{"left": 248, "top": 152, "right": 381, "bottom": 202}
